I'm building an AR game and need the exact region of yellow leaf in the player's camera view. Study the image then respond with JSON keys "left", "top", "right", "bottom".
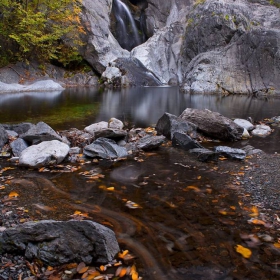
{"left": 197, "top": 176, "right": 202, "bottom": 179}
{"left": 0, "top": 185, "right": 5, "bottom": 190}
{"left": 74, "top": 211, "right": 82, "bottom": 215}
{"left": 235, "top": 245, "right": 252, "bottom": 258}
{"left": 106, "top": 187, "right": 115, "bottom": 191}
{"left": 274, "top": 243, "right": 280, "bottom": 248}
{"left": 99, "top": 265, "right": 106, "bottom": 271}
{"left": 8, "top": 191, "right": 19, "bottom": 198}
{"left": 219, "top": 210, "right": 228, "bottom": 215}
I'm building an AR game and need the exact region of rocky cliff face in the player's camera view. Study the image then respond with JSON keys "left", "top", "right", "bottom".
{"left": 80, "top": 0, "right": 280, "bottom": 94}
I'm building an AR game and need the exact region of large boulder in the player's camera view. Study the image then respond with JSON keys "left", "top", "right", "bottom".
{"left": 19, "top": 140, "right": 70, "bottom": 167}
{"left": 0, "top": 125, "right": 9, "bottom": 150}
{"left": 2, "top": 123, "right": 35, "bottom": 136}
{"left": 0, "top": 220, "right": 119, "bottom": 266}
{"left": 80, "top": 0, "right": 129, "bottom": 74}
{"left": 102, "top": 57, "right": 162, "bottom": 87}
{"left": 181, "top": 0, "right": 280, "bottom": 94}
{"left": 84, "top": 137, "right": 128, "bottom": 159}
{"left": 180, "top": 108, "right": 244, "bottom": 141}
{"left": 156, "top": 112, "right": 197, "bottom": 140}
{"left": 21, "top": 122, "right": 62, "bottom": 144}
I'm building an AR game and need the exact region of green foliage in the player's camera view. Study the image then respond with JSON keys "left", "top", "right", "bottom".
{"left": 0, "top": 0, "right": 85, "bottom": 67}
{"left": 269, "top": 0, "right": 280, "bottom": 8}
{"left": 194, "top": 0, "right": 206, "bottom": 8}
{"left": 224, "top": 14, "right": 229, "bottom": 21}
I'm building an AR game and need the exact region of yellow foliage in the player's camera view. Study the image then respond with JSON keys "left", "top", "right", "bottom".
{"left": 235, "top": 245, "right": 252, "bottom": 258}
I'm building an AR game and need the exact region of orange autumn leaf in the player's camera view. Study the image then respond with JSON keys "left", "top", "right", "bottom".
{"left": 99, "top": 265, "right": 106, "bottom": 272}
{"left": 132, "top": 271, "right": 139, "bottom": 280}
{"left": 8, "top": 191, "right": 19, "bottom": 198}
{"left": 235, "top": 244, "right": 252, "bottom": 258}
{"left": 184, "top": 186, "right": 200, "bottom": 192}
{"left": 250, "top": 219, "right": 266, "bottom": 225}
{"left": 78, "top": 266, "right": 89, "bottom": 274}
{"left": 116, "top": 266, "right": 127, "bottom": 277}
{"left": 273, "top": 243, "right": 280, "bottom": 249}
{"left": 250, "top": 206, "right": 259, "bottom": 217}
{"left": 118, "top": 250, "right": 129, "bottom": 259}
{"left": 106, "top": 187, "right": 115, "bottom": 191}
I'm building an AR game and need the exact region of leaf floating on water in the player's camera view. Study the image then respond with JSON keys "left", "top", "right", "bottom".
{"left": 8, "top": 191, "right": 19, "bottom": 198}
{"left": 125, "top": 201, "right": 141, "bottom": 209}
{"left": 184, "top": 186, "right": 200, "bottom": 192}
{"left": 235, "top": 244, "right": 252, "bottom": 258}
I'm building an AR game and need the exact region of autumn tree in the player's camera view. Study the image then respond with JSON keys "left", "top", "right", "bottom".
{"left": 0, "top": 0, "right": 86, "bottom": 68}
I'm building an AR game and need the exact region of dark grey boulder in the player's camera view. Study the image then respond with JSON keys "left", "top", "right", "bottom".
{"left": 104, "top": 57, "right": 163, "bottom": 87}
{"left": 137, "top": 135, "right": 166, "bottom": 150}
{"left": 172, "top": 132, "right": 203, "bottom": 151}
{"left": 156, "top": 112, "right": 197, "bottom": 140}
{"left": 84, "top": 137, "right": 128, "bottom": 159}
{"left": 2, "top": 123, "right": 35, "bottom": 137}
{"left": 21, "top": 122, "right": 62, "bottom": 144}
{"left": 180, "top": 108, "right": 243, "bottom": 141}
{"left": 215, "top": 146, "right": 246, "bottom": 160}
{"left": 94, "top": 128, "right": 127, "bottom": 140}
{"left": 0, "top": 220, "right": 120, "bottom": 266}
{"left": 0, "top": 125, "right": 8, "bottom": 149}
{"left": 189, "top": 148, "right": 218, "bottom": 162}
{"left": 10, "top": 138, "right": 29, "bottom": 157}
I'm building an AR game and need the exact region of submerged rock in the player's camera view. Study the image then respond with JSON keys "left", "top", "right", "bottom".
{"left": 19, "top": 140, "right": 70, "bottom": 167}
{"left": 84, "top": 137, "right": 128, "bottom": 159}
{"left": 215, "top": 146, "right": 246, "bottom": 160}
{"left": 180, "top": 108, "right": 243, "bottom": 141}
{"left": 0, "top": 220, "right": 120, "bottom": 266}
{"left": 189, "top": 148, "right": 218, "bottom": 162}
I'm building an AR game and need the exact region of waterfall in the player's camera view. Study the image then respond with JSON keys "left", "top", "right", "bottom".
{"left": 112, "top": 0, "right": 142, "bottom": 51}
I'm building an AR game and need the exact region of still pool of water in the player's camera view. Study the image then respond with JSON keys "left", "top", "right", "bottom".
{"left": 1, "top": 87, "right": 280, "bottom": 279}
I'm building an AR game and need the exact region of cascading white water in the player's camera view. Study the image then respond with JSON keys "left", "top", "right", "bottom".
{"left": 113, "top": 0, "right": 142, "bottom": 51}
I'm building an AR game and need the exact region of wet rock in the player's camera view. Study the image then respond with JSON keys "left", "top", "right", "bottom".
{"left": 0, "top": 125, "right": 8, "bottom": 149}
{"left": 21, "top": 122, "right": 62, "bottom": 144}
{"left": 83, "top": 138, "right": 128, "bottom": 159}
{"left": 2, "top": 123, "right": 35, "bottom": 137}
{"left": 180, "top": 108, "right": 244, "bottom": 141}
{"left": 19, "top": 140, "right": 70, "bottom": 167}
{"left": 10, "top": 139, "right": 29, "bottom": 157}
{"left": 172, "top": 132, "right": 202, "bottom": 151}
{"left": 94, "top": 129, "right": 127, "bottom": 140}
{"left": 215, "top": 146, "right": 246, "bottom": 160}
{"left": 0, "top": 220, "right": 120, "bottom": 266}
{"left": 101, "top": 67, "right": 122, "bottom": 85}
{"left": 156, "top": 112, "right": 197, "bottom": 140}
{"left": 69, "top": 147, "right": 81, "bottom": 154}
{"left": 234, "top": 119, "right": 255, "bottom": 131}
{"left": 251, "top": 124, "right": 271, "bottom": 137}
{"left": 84, "top": 121, "right": 108, "bottom": 136}
{"left": 108, "top": 118, "right": 124, "bottom": 130}
{"left": 242, "top": 145, "right": 263, "bottom": 156}
{"left": 189, "top": 148, "right": 218, "bottom": 162}
{"left": 137, "top": 135, "right": 166, "bottom": 150}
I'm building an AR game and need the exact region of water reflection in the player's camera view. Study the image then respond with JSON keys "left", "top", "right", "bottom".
{"left": 1, "top": 87, "right": 280, "bottom": 129}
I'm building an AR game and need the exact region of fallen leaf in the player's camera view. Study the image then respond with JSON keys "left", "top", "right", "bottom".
{"left": 78, "top": 266, "right": 89, "bottom": 274}
{"left": 235, "top": 244, "right": 252, "bottom": 258}
{"left": 118, "top": 250, "right": 129, "bottom": 259}
{"left": 273, "top": 243, "right": 280, "bottom": 248}
{"left": 250, "top": 206, "right": 259, "bottom": 217}
{"left": 8, "top": 191, "right": 19, "bottom": 198}
{"left": 184, "top": 186, "right": 200, "bottom": 192}
{"left": 106, "top": 187, "right": 115, "bottom": 191}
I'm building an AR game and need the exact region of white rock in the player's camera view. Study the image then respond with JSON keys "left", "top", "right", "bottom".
{"left": 101, "top": 67, "right": 122, "bottom": 84}
{"left": 242, "top": 128, "right": 250, "bottom": 139}
{"left": 251, "top": 124, "right": 271, "bottom": 137}
{"left": 234, "top": 119, "right": 254, "bottom": 131}
{"left": 0, "top": 80, "right": 64, "bottom": 93}
{"left": 84, "top": 121, "right": 108, "bottom": 136}
{"left": 108, "top": 118, "right": 124, "bottom": 130}
{"left": 19, "top": 140, "right": 70, "bottom": 167}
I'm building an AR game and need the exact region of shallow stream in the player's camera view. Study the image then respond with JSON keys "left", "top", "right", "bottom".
{"left": 1, "top": 87, "right": 280, "bottom": 279}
